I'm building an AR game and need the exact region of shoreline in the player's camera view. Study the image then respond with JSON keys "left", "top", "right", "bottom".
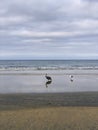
{"left": 0, "top": 69, "right": 98, "bottom": 75}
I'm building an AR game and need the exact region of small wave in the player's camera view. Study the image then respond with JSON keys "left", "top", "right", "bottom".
{"left": 0, "top": 66, "right": 98, "bottom": 71}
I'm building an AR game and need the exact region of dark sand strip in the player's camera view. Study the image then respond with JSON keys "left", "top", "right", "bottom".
{"left": 0, "top": 92, "right": 98, "bottom": 110}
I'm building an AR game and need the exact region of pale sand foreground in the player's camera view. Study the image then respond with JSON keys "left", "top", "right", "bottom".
{"left": 0, "top": 107, "right": 98, "bottom": 130}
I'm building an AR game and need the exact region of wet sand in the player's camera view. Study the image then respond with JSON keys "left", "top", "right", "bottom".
{"left": 0, "top": 70, "right": 98, "bottom": 130}
{"left": 0, "top": 92, "right": 98, "bottom": 110}
{"left": 0, "top": 70, "right": 98, "bottom": 93}
{"left": 0, "top": 69, "right": 98, "bottom": 109}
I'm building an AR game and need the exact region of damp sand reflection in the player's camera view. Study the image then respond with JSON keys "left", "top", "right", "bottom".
{"left": 0, "top": 73, "right": 98, "bottom": 93}
{"left": 45, "top": 80, "right": 52, "bottom": 88}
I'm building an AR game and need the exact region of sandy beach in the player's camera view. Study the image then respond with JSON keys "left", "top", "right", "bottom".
{"left": 0, "top": 70, "right": 98, "bottom": 130}
{"left": 0, "top": 92, "right": 98, "bottom": 130}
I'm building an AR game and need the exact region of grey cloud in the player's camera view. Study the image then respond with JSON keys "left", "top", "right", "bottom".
{"left": 83, "top": 0, "right": 98, "bottom": 2}
{"left": 2, "top": 0, "right": 61, "bottom": 22}
{"left": 0, "top": 0, "right": 98, "bottom": 59}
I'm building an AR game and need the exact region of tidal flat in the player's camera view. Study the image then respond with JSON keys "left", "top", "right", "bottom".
{"left": 0, "top": 70, "right": 98, "bottom": 93}
{"left": 0, "top": 70, "right": 98, "bottom": 130}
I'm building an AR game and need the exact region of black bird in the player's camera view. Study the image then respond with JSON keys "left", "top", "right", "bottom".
{"left": 45, "top": 73, "right": 52, "bottom": 81}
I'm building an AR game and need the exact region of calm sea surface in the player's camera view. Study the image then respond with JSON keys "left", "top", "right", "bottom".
{"left": 0, "top": 60, "right": 98, "bottom": 71}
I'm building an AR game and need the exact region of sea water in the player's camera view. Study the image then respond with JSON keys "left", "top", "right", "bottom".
{"left": 0, "top": 60, "right": 98, "bottom": 71}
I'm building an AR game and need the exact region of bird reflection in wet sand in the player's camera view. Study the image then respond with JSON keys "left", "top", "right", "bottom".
{"left": 70, "top": 78, "right": 73, "bottom": 82}
{"left": 45, "top": 80, "right": 52, "bottom": 88}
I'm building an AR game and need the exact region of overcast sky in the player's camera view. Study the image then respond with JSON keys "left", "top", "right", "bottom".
{"left": 0, "top": 0, "right": 98, "bottom": 59}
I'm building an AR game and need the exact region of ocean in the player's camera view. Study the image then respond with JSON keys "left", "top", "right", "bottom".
{"left": 0, "top": 60, "right": 98, "bottom": 71}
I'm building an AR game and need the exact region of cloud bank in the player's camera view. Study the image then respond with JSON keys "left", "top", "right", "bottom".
{"left": 0, "top": 0, "right": 98, "bottom": 59}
